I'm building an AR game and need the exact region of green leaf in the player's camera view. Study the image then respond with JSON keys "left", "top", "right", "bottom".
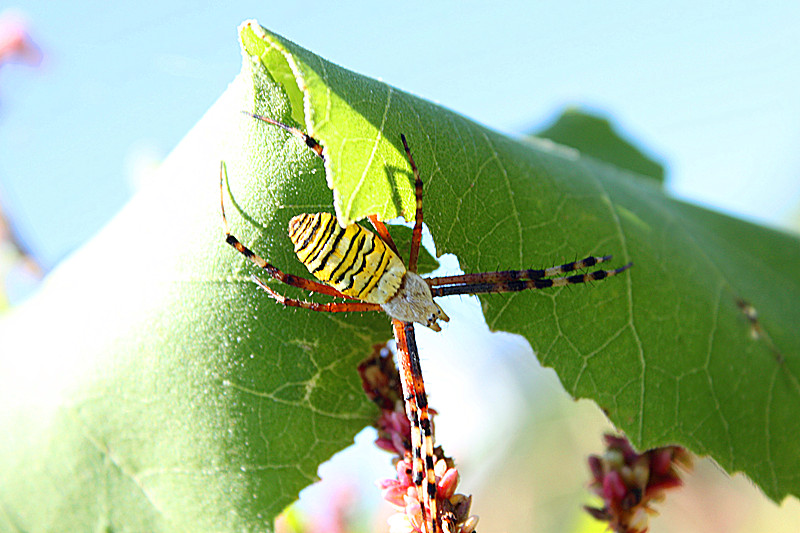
{"left": 0, "top": 19, "right": 798, "bottom": 532}
{"left": 238, "top": 21, "right": 800, "bottom": 503}
{"left": 534, "top": 107, "right": 666, "bottom": 183}
{"left": 0, "top": 22, "right": 438, "bottom": 531}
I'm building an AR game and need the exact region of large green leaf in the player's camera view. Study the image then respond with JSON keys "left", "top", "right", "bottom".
{"left": 241, "top": 21, "right": 800, "bottom": 499}
{"left": 534, "top": 107, "right": 665, "bottom": 183}
{"left": 0, "top": 19, "right": 798, "bottom": 532}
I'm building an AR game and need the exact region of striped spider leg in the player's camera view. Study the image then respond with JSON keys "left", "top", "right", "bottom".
{"left": 222, "top": 114, "right": 632, "bottom": 533}
{"left": 220, "top": 162, "right": 383, "bottom": 315}
{"left": 220, "top": 120, "right": 445, "bottom": 532}
{"left": 392, "top": 131, "right": 633, "bottom": 299}
{"left": 366, "top": 200, "right": 441, "bottom": 533}
{"left": 426, "top": 255, "right": 632, "bottom": 298}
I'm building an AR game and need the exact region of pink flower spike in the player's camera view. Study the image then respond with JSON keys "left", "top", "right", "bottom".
{"left": 0, "top": 11, "right": 42, "bottom": 67}
{"left": 650, "top": 448, "right": 673, "bottom": 477}
{"left": 588, "top": 455, "right": 604, "bottom": 482}
{"left": 378, "top": 477, "right": 407, "bottom": 506}
{"left": 628, "top": 506, "right": 650, "bottom": 533}
{"left": 646, "top": 475, "right": 683, "bottom": 495}
{"left": 393, "top": 494, "right": 424, "bottom": 533}
{"left": 585, "top": 434, "right": 691, "bottom": 532}
{"left": 391, "top": 433, "right": 408, "bottom": 455}
{"left": 396, "top": 459, "right": 414, "bottom": 487}
{"left": 377, "top": 478, "right": 396, "bottom": 490}
{"left": 382, "top": 489, "right": 408, "bottom": 510}
{"left": 438, "top": 467, "right": 460, "bottom": 500}
{"left": 603, "top": 470, "right": 627, "bottom": 503}
{"left": 376, "top": 437, "right": 399, "bottom": 453}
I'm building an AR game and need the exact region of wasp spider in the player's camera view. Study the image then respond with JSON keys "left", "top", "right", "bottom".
{"left": 221, "top": 114, "right": 632, "bottom": 533}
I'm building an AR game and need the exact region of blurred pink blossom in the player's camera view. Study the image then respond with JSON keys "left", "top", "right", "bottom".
{"left": 0, "top": 9, "right": 42, "bottom": 68}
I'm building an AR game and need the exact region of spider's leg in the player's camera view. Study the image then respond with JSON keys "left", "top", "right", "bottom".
{"left": 220, "top": 161, "right": 350, "bottom": 299}
{"left": 427, "top": 255, "right": 615, "bottom": 287}
{"left": 400, "top": 134, "right": 425, "bottom": 273}
{"left": 392, "top": 319, "right": 440, "bottom": 533}
{"left": 367, "top": 132, "right": 424, "bottom": 263}
{"left": 243, "top": 114, "right": 407, "bottom": 292}
{"left": 368, "top": 215, "right": 400, "bottom": 255}
{"left": 252, "top": 276, "right": 382, "bottom": 313}
{"left": 244, "top": 112, "right": 325, "bottom": 160}
{"left": 430, "top": 262, "right": 633, "bottom": 297}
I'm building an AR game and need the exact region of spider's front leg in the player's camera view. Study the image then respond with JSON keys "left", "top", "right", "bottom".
{"left": 427, "top": 255, "right": 618, "bottom": 287}
{"left": 429, "top": 258, "right": 632, "bottom": 297}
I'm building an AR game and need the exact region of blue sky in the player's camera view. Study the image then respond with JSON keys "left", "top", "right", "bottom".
{"left": 1, "top": 1, "right": 799, "bottom": 268}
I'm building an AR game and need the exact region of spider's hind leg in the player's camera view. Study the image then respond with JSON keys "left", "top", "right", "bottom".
{"left": 400, "top": 134, "right": 425, "bottom": 273}
{"left": 251, "top": 275, "right": 382, "bottom": 313}
{"left": 219, "top": 161, "right": 352, "bottom": 300}
{"left": 393, "top": 320, "right": 441, "bottom": 533}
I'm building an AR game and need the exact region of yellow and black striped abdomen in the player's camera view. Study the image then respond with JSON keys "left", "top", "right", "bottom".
{"left": 288, "top": 213, "right": 406, "bottom": 304}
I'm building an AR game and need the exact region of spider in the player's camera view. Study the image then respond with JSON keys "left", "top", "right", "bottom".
{"left": 220, "top": 114, "right": 633, "bottom": 533}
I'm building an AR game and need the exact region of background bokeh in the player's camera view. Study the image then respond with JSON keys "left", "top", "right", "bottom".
{"left": 1, "top": 2, "right": 799, "bottom": 532}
